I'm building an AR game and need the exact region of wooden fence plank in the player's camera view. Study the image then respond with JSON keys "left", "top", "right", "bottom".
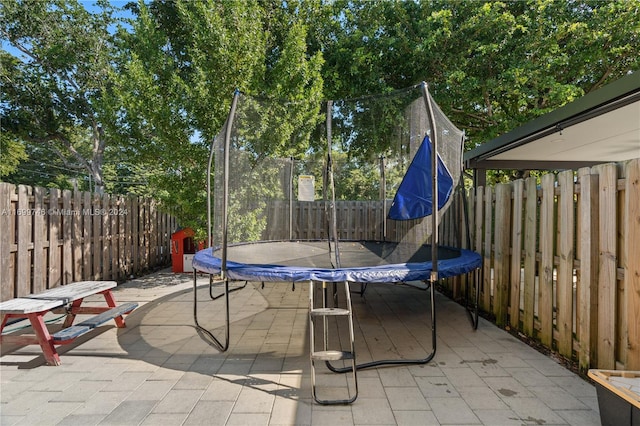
{"left": 159, "top": 202, "right": 167, "bottom": 263}
{"left": 125, "top": 196, "right": 133, "bottom": 274}
{"left": 510, "top": 179, "right": 524, "bottom": 328}
{"left": 142, "top": 199, "right": 150, "bottom": 269}
{"left": 473, "top": 187, "right": 484, "bottom": 310}
{"left": 618, "top": 163, "right": 627, "bottom": 369}
{"left": 556, "top": 170, "right": 575, "bottom": 357}
{"left": 16, "top": 185, "right": 30, "bottom": 296}
{"left": 82, "top": 191, "right": 92, "bottom": 280}
{"left": 92, "top": 193, "right": 101, "bottom": 280}
{"left": 48, "top": 188, "right": 61, "bottom": 288}
{"left": 150, "top": 200, "right": 157, "bottom": 267}
{"left": 62, "top": 190, "right": 73, "bottom": 284}
{"left": 624, "top": 158, "right": 640, "bottom": 369}
{"left": 523, "top": 177, "right": 537, "bottom": 336}
{"left": 0, "top": 183, "right": 13, "bottom": 301}
{"left": 483, "top": 186, "right": 493, "bottom": 312}
{"left": 467, "top": 189, "right": 475, "bottom": 250}
{"left": 72, "top": 191, "right": 82, "bottom": 281}
{"left": 102, "top": 193, "right": 111, "bottom": 279}
{"left": 539, "top": 173, "right": 555, "bottom": 347}
{"left": 494, "top": 183, "right": 511, "bottom": 326}
{"left": 451, "top": 196, "right": 462, "bottom": 297}
{"left": 595, "top": 163, "right": 617, "bottom": 369}
{"left": 111, "top": 196, "right": 120, "bottom": 278}
{"left": 578, "top": 170, "right": 599, "bottom": 372}
{"left": 474, "top": 186, "right": 484, "bottom": 260}
{"left": 118, "top": 197, "right": 131, "bottom": 278}
{"left": 132, "top": 197, "right": 139, "bottom": 272}
{"left": 33, "top": 186, "right": 46, "bottom": 293}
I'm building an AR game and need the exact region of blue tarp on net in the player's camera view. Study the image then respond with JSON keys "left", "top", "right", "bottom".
{"left": 387, "top": 135, "right": 454, "bottom": 220}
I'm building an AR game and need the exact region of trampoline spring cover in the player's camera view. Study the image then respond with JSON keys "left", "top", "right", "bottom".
{"left": 193, "top": 240, "right": 481, "bottom": 283}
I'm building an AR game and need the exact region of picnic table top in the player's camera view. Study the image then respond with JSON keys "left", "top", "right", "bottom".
{"left": 0, "top": 281, "right": 117, "bottom": 314}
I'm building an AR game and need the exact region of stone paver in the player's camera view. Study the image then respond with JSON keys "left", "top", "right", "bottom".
{"left": 0, "top": 269, "right": 601, "bottom": 425}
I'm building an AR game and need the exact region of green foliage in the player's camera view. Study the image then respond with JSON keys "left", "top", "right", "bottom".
{"left": 314, "top": 0, "right": 640, "bottom": 149}
{"left": 114, "top": 0, "right": 324, "bottom": 234}
{"left": 0, "top": 0, "right": 123, "bottom": 191}
{"left": 0, "top": 132, "right": 27, "bottom": 177}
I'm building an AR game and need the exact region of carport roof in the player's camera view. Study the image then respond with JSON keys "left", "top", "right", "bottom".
{"left": 463, "top": 72, "right": 640, "bottom": 171}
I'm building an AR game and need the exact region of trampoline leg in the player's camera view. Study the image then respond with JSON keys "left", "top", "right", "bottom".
{"left": 326, "top": 277, "right": 437, "bottom": 373}
{"left": 208, "top": 276, "right": 247, "bottom": 300}
{"left": 193, "top": 270, "right": 230, "bottom": 352}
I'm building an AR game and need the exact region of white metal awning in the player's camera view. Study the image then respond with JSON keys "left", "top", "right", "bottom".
{"left": 464, "top": 72, "right": 640, "bottom": 171}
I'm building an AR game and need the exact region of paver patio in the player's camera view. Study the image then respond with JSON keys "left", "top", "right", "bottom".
{"left": 0, "top": 269, "right": 601, "bottom": 425}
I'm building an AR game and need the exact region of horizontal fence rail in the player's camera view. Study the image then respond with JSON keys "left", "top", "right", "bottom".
{"left": 0, "top": 183, "right": 176, "bottom": 301}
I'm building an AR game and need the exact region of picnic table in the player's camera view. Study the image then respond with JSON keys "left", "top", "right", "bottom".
{"left": 0, "top": 281, "right": 137, "bottom": 365}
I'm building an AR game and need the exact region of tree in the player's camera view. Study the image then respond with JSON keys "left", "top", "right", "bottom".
{"left": 0, "top": 129, "right": 27, "bottom": 177}
{"left": 0, "top": 0, "right": 125, "bottom": 192}
{"left": 314, "top": 0, "right": 640, "bottom": 151}
{"left": 114, "top": 0, "right": 324, "bottom": 236}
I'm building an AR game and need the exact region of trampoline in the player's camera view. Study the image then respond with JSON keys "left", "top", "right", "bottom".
{"left": 191, "top": 82, "right": 482, "bottom": 404}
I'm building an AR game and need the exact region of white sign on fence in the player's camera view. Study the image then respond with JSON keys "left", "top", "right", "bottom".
{"left": 298, "top": 175, "right": 315, "bottom": 201}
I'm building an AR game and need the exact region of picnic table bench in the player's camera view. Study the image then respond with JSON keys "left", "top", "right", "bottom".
{"left": 0, "top": 281, "right": 137, "bottom": 365}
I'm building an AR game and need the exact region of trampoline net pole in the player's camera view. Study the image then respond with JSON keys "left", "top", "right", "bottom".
{"left": 289, "top": 157, "right": 294, "bottom": 241}
{"left": 326, "top": 100, "right": 341, "bottom": 268}
{"left": 422, "top": 82, "right": 439, "bottom": 282}
{"left": 380, "top": 155, "right": 387, "bottom": 242}
{"left": 221, "top": 91, "right": 240, "bottom": 275}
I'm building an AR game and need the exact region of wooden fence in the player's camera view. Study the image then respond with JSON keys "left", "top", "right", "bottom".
{"left": 265, "top": 200, "right": 418, "bottom": 242}
{"left": 438, "top": 158, "right": 640, "bottom": 372}
{"left": 0, "top": 182, "right": 177, "bottom": 301}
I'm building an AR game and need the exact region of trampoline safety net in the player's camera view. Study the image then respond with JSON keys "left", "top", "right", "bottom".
{"left": 209, "top": 83, "right": 465, "bottom": 269}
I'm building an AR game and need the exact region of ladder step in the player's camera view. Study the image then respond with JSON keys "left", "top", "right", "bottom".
{"left": 311, "top": 350, "right": 354, "bottom": 361}
{"left": 310, "top": 307, "right": 350, "bottom": 316}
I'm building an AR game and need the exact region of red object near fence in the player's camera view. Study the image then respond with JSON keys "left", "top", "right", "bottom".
{"left": 171, "top": 228, "right": 203, "bottom": 273}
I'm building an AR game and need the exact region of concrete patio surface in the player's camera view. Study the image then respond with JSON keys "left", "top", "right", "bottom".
{"left": 0, "top": 269, "right": 601, "bottom": 425}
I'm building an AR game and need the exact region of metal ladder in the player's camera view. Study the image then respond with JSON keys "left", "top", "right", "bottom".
{"left": 309, "top": 280, "right": 358, "bottom": 404}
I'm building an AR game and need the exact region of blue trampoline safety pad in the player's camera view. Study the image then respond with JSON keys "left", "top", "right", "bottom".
{"left": 192, "top": 241, "right": 481, "bottom": 283}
